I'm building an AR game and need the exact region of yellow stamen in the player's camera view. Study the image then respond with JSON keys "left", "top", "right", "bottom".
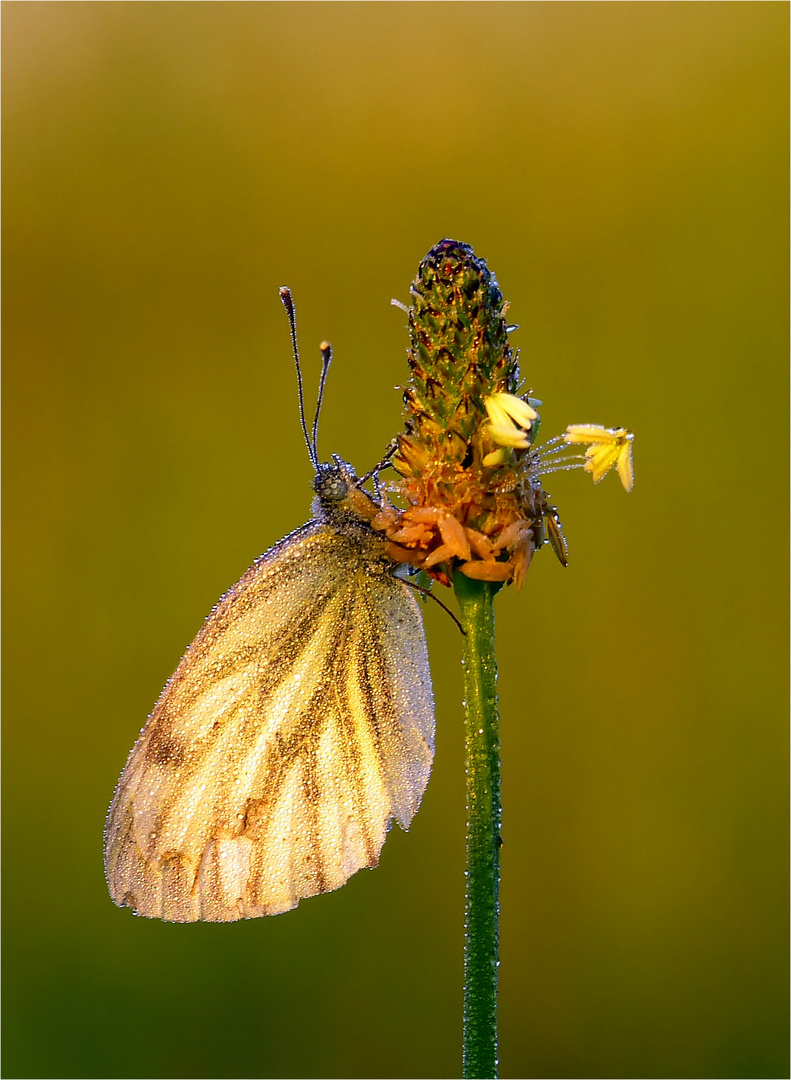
{"left": 484, "top": 393, "right": 539, "bottom": 454}
{"left": 485, "top": 393, "right": 538, "bottom": 429}
{"left": 616, "top": 439, "right": 634, "bottom": 492}
{"left": 563, "top": 425, "right": 634, "bottom": 491}
{"left": 487, "top": 423, "right": 530, "bottom": 449}
{"left": 482, "top": 447, "right": 511, "bottom": 468}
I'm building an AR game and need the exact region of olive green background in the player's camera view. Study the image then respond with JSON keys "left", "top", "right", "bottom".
{"left": 4, "top": 4, "right": 788, "bottom": 1078}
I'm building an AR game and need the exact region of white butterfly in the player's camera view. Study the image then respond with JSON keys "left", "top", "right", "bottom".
{"left": 104, "top": 291, "right": 434, "bottom": 922}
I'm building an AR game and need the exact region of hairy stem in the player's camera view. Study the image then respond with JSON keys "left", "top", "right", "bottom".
{"left": 454, "top": 572, "right": 501, "bottom": 1079}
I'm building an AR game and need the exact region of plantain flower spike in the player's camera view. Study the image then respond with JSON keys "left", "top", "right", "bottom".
{"left": 373, "top": 239, "right": 633, "bottom": 590}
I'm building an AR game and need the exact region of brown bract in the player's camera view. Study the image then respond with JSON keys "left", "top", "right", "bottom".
{"left": 372, "top": 496, "right": 536, "bottom": 591}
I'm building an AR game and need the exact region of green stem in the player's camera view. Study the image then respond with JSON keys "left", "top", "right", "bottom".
{"left": 454, "top": 572, "right": 501, "bottom": 1080}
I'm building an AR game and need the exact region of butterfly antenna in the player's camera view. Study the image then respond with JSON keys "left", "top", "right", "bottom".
{"left": 279, "top": 286, "right": 318, "bottom": 470}
{"left": 311, "top": 342, "right": 332, "bottom": 463}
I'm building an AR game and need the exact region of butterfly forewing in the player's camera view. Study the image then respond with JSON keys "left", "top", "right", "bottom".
{"left": 105, "top": 521, "right": 434, "bottom": 922}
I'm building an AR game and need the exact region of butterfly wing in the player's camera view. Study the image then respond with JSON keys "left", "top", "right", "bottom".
{"left": 104, "top": 522, "right": 434, "bottom": 922}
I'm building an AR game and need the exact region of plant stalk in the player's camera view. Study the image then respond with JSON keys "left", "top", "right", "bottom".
{"left": 454, "top": 572, "right": 501, "bottom": 1080}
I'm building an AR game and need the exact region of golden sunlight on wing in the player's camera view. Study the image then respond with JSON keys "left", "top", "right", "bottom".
{"left": 104, "top": 523, "right": 434, "bottom": 922}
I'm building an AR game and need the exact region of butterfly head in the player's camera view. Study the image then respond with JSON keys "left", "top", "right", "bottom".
{"left": 313, "top": 455, "right": 379, "bottom": 525}
{"left": 313, "top": 455, "right": 355, "bottom": 503}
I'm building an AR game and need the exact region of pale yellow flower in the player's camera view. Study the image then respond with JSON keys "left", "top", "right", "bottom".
{"left": 483, "top": 393, "right": 539, "bottom": 454}
{"left": 485, "top": 393, "right": 539, "bottom": 430}
{"left": 563, "top": 425, "right": 634, "bottom": 491}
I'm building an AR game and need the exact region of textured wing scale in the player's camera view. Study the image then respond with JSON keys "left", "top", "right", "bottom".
{"left": 104, "top": 523, "right": 434, "bottom": 921}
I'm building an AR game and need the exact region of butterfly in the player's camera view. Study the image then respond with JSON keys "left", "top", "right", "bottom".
{"left": 104, "top": 288, "right": 435, "bottom": 922}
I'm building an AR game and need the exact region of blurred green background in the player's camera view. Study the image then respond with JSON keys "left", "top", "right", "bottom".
{"left": 3, "top": 4, "right": 787, "bottom": 1078}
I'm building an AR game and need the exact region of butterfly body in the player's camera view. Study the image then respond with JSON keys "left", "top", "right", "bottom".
{"left": 105, "top": 459, "right": 434, "bottom": 922}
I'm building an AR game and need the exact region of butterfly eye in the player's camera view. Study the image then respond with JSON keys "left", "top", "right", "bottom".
{"left": 313, "top": 466, "right": 349, "bottom": 504}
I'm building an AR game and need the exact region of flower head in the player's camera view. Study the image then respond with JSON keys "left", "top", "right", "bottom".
{"left": 376, "top": 240, "right": 633, "bottom": 587}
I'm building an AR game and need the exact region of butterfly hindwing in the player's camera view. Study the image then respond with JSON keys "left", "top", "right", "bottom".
{"left": 104, "top": 521, "right": 434, "bottom": 922}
